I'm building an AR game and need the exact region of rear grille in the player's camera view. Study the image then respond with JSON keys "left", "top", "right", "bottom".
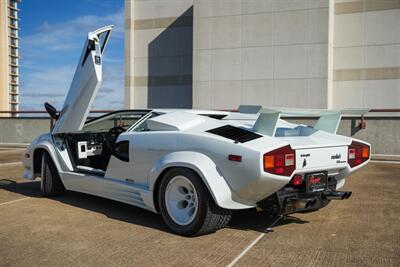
{"left": 206, "top": 125, "right": 262, "bottom": 143}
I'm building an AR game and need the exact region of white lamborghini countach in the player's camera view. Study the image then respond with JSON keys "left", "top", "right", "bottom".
{"left": 23, "top": 26, "right": 371, "bottom": 236}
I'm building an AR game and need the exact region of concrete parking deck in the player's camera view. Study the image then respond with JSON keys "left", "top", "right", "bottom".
{"left": 0, "top": 149, "right": 399, "bottom": 266}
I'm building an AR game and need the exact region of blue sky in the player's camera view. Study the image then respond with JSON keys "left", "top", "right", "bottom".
{"left": 19, "top": 0, "right": 124, "bottom": 110}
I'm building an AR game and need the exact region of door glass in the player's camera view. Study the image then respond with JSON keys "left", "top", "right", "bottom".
{"left": 98, "top": 31, "right": 110, "bottom": 54}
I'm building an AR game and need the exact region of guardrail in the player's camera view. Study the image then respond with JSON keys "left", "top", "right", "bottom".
{"left": 1, "top": 108, "right": 399, "bottom": 116}
{"left": 0, "top": 109, "right": 399, "bottom": 156}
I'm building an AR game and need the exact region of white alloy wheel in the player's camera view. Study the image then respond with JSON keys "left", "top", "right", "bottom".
{"left": 164, "top": 175, "right": 199, "bottom": 226}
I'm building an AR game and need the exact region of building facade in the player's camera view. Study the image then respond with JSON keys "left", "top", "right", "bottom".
{"left": 0, "top": 0, "right": 20, "bottom": 116}
{"left": 125, "top": 0, "right": 400, "bottom": 110}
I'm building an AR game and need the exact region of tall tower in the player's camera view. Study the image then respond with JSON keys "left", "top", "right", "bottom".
{"left": 0, "top": 0, "right": 20, "bottom": 116}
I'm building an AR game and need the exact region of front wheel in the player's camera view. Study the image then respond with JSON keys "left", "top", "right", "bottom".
{"left": 158, "top": 168, "right": 232, "bottom": 236}
{"left": 40, "top": 152, "right": 66, "bottom": 197}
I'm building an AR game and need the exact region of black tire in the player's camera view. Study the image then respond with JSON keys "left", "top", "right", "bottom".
{"left": 158, "top": 168, "right": 232, "bottom": 236}
{"left": 40, "top": 152, "right": 66, "bottom": 197}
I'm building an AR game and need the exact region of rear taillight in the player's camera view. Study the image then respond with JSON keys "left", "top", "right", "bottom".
{"left": 264, "top": 145, "right": 295, "bottom": 176}
{"left": 348, "top": 141, "right": 370, "bottom": 168}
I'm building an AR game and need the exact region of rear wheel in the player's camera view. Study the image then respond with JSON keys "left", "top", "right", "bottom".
{"left": 158, "top": 168, "right": 232, "bottom": 236}
{"left": 40, "top": 152, "right": 66, "bottom": 197}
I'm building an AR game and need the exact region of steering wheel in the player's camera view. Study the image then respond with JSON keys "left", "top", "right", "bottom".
{"left": 105, "top": 126, "right": 125, "bottom": 152}
{"left": 108, "top": 126, "right": 125, "bottom": 138}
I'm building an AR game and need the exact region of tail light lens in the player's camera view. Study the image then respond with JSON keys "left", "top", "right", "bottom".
{"left": 291, "top": 175, "right": 303, "bottom": 186}
{"left": 264, "top": 145, "right": 295, "bottom": 176}
{"left": 348, "top": 141, "right": 370, "bottom": 167}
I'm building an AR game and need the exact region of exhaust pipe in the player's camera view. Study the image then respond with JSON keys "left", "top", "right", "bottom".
{"left": 324, "top": 191, "right": 352, "bottom": 200}
{"left": 293, "top": 198, "right": 317, "bottom": 209}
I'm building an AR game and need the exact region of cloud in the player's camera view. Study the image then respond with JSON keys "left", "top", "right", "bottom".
{"left": 20, "top": 8, "right": 125, "bottom": 111}
{"left": 22, "top": 9, "right": 124, "bottom": 54}
{"left": 20, "top": 62, "right": 124, "bottom": 110}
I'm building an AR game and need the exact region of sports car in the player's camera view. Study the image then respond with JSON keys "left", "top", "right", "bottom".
{"left": 23, "top": 26, "right": 371, "bottom": 236}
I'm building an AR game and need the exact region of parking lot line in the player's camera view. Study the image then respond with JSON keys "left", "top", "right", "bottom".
{"left": 0, "top": 197, "right": 30, "bottom": 206}
{"left": 227, "top": 216, "right": 282, "bottom": 267}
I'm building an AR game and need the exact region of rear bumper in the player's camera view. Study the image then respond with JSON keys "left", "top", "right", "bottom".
{"left": 257, "top": 177, "right": 352, "bottom": 215}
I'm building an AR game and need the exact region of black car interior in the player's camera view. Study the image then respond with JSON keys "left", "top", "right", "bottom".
{"left": 61, "top": 125, "right": 126, "bottom": 174}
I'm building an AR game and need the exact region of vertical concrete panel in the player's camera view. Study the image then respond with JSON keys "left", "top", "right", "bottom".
{"left": 242, "top": 47, "right": 273, "bottom": 80}
{"left": 147, "top": 7, "right": 193, "bottom": 108}
{"left": 332, "top": 6, "right": 400, "bottom": 109}
{"left": 274, "top": 45, "right": 307, "bottom": 79}
{"left": 193, "top": 0, "right": 329, "bottom": 109}
{"left": 126, "top": 0, "right": 193, "bottom": 109}
{"left": 273, "top": 10, "right": 307, "bottom": 45}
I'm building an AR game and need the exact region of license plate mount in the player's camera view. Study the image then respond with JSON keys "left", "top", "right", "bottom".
{"left": 306, "top": 172, "right": 328, "bottom": 193}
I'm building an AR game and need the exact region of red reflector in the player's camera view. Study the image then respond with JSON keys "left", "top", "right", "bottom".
{"left": 275, "top": 167, "right": 284, "bottom": 174}
{"left": 228, "top": 154, "right": 242, "bottom": 162}
{"left": 291, "top": 175, "right": 303, "bottom": 186}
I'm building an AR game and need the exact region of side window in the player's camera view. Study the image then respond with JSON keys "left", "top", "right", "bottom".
{"left": 131, "top": 112, "right": 159, "bottom": 132}
{"left": 82, "top": 39, "right": 95, "bottom": 66}
{"left": 97, "top": 31, "right": 110, "bottom": 54}
{"left": 113, "top": 141, "right": 129, "bottom": 162}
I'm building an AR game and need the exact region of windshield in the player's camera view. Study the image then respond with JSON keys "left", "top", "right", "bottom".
{"left": 81, "top": 110, "right": 150, "bottom": 133}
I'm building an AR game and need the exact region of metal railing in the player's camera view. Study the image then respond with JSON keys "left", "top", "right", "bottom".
{"left": 0, "top": 109, "right": 399, "bottom": 116}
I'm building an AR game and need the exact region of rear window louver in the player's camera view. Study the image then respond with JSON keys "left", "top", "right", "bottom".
{"left": 206, "top": 125, "right": 262, "bottom": 143}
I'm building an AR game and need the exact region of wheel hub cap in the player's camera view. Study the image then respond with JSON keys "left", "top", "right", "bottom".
{"left": 165, "top": 176, "right": 198, "bottom": 226}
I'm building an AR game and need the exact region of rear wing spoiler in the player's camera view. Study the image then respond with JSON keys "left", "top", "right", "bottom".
{"left": 240, "top": 105, "right": 369, "bottom": 136}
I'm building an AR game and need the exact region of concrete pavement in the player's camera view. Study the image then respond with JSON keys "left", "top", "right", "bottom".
{"left": 0, "top": 149, "right": 399, "bottom": 266}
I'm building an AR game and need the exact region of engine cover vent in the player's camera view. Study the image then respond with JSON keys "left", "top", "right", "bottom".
{"left": 206, "top": 125, "right": 262, "bottom": 143}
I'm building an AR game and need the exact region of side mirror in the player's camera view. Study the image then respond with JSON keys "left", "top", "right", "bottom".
{"left": 44, "top": 102, "right": 59, "bottom": 120}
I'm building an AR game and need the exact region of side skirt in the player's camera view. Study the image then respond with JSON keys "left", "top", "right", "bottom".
{"left": 59, "top": 171, "right": 157, "bottom": 213}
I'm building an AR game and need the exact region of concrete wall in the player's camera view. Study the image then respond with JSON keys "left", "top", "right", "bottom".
{"left": 332, "top": 0, "right": 400, "bottom": 109}
{"left": 125, "top": 0, "right": 400, "bottom": 111}
{"left": 0, "top": 115, "right": 398, "bottom": 155}
{"left": 125, "top": 0, "right": 194, "bottom": 109}
{"left": 192, "top": 0, "right": 330, "bottom": 110}
{"left": 0, "top": 118, "right": 51, "bottom": 144}
{"left": 287, "top": 115, "right": 400, "bottom": 155}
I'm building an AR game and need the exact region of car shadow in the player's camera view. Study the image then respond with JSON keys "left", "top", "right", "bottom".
{"left": 0, "top": 179, "right": 308, "bottom": 234}
{"left": 228, "top": 209, "right": 309, "bottom": 233}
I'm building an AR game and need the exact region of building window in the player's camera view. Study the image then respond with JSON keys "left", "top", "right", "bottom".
{"left": 9, "top": 9, "right": 17, "bottom": 18}
{"left": 9, "top": 19, "right": 18, "bottom": 28}
{"left": 9, "top": 0, "right": 18, "bottom": 9}
{"left": 10, "top": 76, "right": 18, "bottom": 84}
{"left": 10, "top": 47, "right": 17, "bottom": 55}
{"left": 10, "top": 85, "right": 18, "bottom": 93}
{"left": 9, "top": 37, "right": 17, "bottom": 46}
{"left": 10, "top": 56, "right": 18, "bottom": 65}
{"left": 11, "top": 103, "right": 18, "bottom": 111}
{"left": 11, "top": 95, "right": 18, "bottom": 102}
{"left": 10, "top": 28, "right": 17, "bottom": 37}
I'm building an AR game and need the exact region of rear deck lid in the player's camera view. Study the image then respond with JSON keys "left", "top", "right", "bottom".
{"left": 279, "top": 132, "right": 351, "bottom": 170}
{"left": 52, "top": 25, "right": 113, "bottom": 134}
{"left": 295, "top": 145, "right": 348, "bottom": 170}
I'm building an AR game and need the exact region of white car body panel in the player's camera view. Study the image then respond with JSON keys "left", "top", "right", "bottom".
{"left": 23, "top": 26, "right": 371, "bottom": 215}
{"left": 52, "top": 26, "right": 113, "bottom": 134}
